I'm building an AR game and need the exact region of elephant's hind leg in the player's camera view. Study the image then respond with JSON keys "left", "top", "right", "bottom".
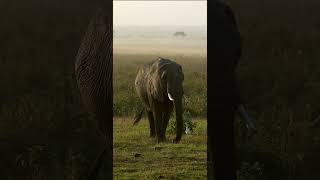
{"left": 147, "top": 111, "right": 156, "bottom": 137}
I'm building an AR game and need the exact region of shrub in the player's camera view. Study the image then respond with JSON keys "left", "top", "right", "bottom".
{"left": 167, "top": 109, "right": 197, "bottom": 135}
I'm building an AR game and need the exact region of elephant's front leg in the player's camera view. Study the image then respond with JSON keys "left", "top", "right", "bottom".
{"left": 147, "top": 111, "right": 156, "bottom": 137}
{"left": 162, "top": 103, "right": 173, "bottom": 135}
{"left": 152, "top": 104, "right": 166, "bottom": 143}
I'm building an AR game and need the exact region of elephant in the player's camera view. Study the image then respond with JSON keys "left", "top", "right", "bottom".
{"left": 208, "top": 1, "right": 243, "bottom": 180}
{"left": 133, "top": 57, "right": 184, "bottom": 143}
{"left": 74, "top": 5, "right": 112, "bottom": 180}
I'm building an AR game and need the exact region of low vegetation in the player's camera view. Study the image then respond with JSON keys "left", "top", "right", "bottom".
{"left": 113, "top": 117, "right": 207, "bottom": 179}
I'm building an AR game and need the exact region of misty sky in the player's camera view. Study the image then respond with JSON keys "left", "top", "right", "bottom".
{"left": 113, "top": 1, "right": 207, "bottom": 27}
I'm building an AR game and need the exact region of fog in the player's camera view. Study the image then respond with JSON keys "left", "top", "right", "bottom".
{"left": 113, "top": 1, "right": 207, "bottom": 56}
{"left": 113, "top": 1, "right": 207, "bottom": 27}
{"left": 114, "top": 26, "right": 206, "bottom": 56}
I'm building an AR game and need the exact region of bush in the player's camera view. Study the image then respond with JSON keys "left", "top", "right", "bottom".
{"left": 167, "top": 109, "right": 197, "bottom": 135}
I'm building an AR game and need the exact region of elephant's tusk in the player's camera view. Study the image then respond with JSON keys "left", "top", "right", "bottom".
{"left": 168, "top": 93, "right": 174, "bottom": 101}
{"left": 238, "top": 104, "right": 257, "bottom": 131}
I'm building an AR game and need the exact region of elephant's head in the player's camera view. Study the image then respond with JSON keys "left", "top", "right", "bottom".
{"left": 159, "top": 60, "right": 184, "bottom": 100}
{"left": 154, "top": 58, "right": 184, "bottom": 142}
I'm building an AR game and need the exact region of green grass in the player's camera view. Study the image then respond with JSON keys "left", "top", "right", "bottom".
{"left": 113, "top": 117, "right": 207, "bottom": 179}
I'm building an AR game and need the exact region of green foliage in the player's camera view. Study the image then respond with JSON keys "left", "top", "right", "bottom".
{"left": 0, "top": 2, "right": 108, "bottom": 178}
{"left": 167, "top": 96, "right": 198, "bottom": 134}
{"left": 238, "top": 161, "right": 264, "bottom": 180}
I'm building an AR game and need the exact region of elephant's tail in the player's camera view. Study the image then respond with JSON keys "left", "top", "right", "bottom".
{"left": 133, "top": 108, "right": 144, "bottom": 126}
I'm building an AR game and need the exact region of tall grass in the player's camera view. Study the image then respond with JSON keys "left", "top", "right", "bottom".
{"left": 228, "top": 0, "right": 320, "bottom": 178}
{"left": 0, "top": 1, "right": 106, "bottom": 179}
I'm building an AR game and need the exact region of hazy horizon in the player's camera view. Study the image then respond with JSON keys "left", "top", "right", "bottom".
{"left": 114, "top": 1, "right": 207, "bottom": 27}
{"left": 114, "top": 26, "right": 206, "bottom": 56}
{"left": 114, "top": 1, "right": 207, "bottom": 56}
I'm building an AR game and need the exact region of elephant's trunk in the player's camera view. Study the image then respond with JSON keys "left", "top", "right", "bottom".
{"left": 167, "top": 81, "right": 183, "bottom": 102}
{"left": 166, "top": 80, "right": 183, "bottom": 142}
{"left": 174, "top": 97, "right": 183, "bottom": 142}
{"left": 167, "top": 82, "right": 174, "bottom": 101}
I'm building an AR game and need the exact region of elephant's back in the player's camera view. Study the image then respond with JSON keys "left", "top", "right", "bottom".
{"left": 135, "top": 64, "right": 150, "bottom": 87}
{"left": 135, "top": 64, "right": 152, "bottom": 109}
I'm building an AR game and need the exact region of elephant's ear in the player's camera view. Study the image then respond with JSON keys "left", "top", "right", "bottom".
{"left": 178, "top": 64, "right": 184, "bottom": 81}
{"left": 159, "top": 62, "right": 171, "bottom": 80}
{"left": 149, "top": 61, "right": 170, "bottom": 102}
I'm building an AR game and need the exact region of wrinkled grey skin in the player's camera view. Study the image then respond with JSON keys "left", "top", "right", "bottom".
{"left": 75, "top": 7, "right": 112, "bottom": 180}
{"left": 134, "top": 58, "right": 184, "bottom": 143}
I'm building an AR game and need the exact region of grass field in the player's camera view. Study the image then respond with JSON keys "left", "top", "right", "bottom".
{"left": 113, "top": 29, "right": 208, "bottom": 178}
{"left": 113, "top": 117, "right": 207, "bottom": 179}
{"left": 113, "top": 48, "right": 208, "bottom": 179}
